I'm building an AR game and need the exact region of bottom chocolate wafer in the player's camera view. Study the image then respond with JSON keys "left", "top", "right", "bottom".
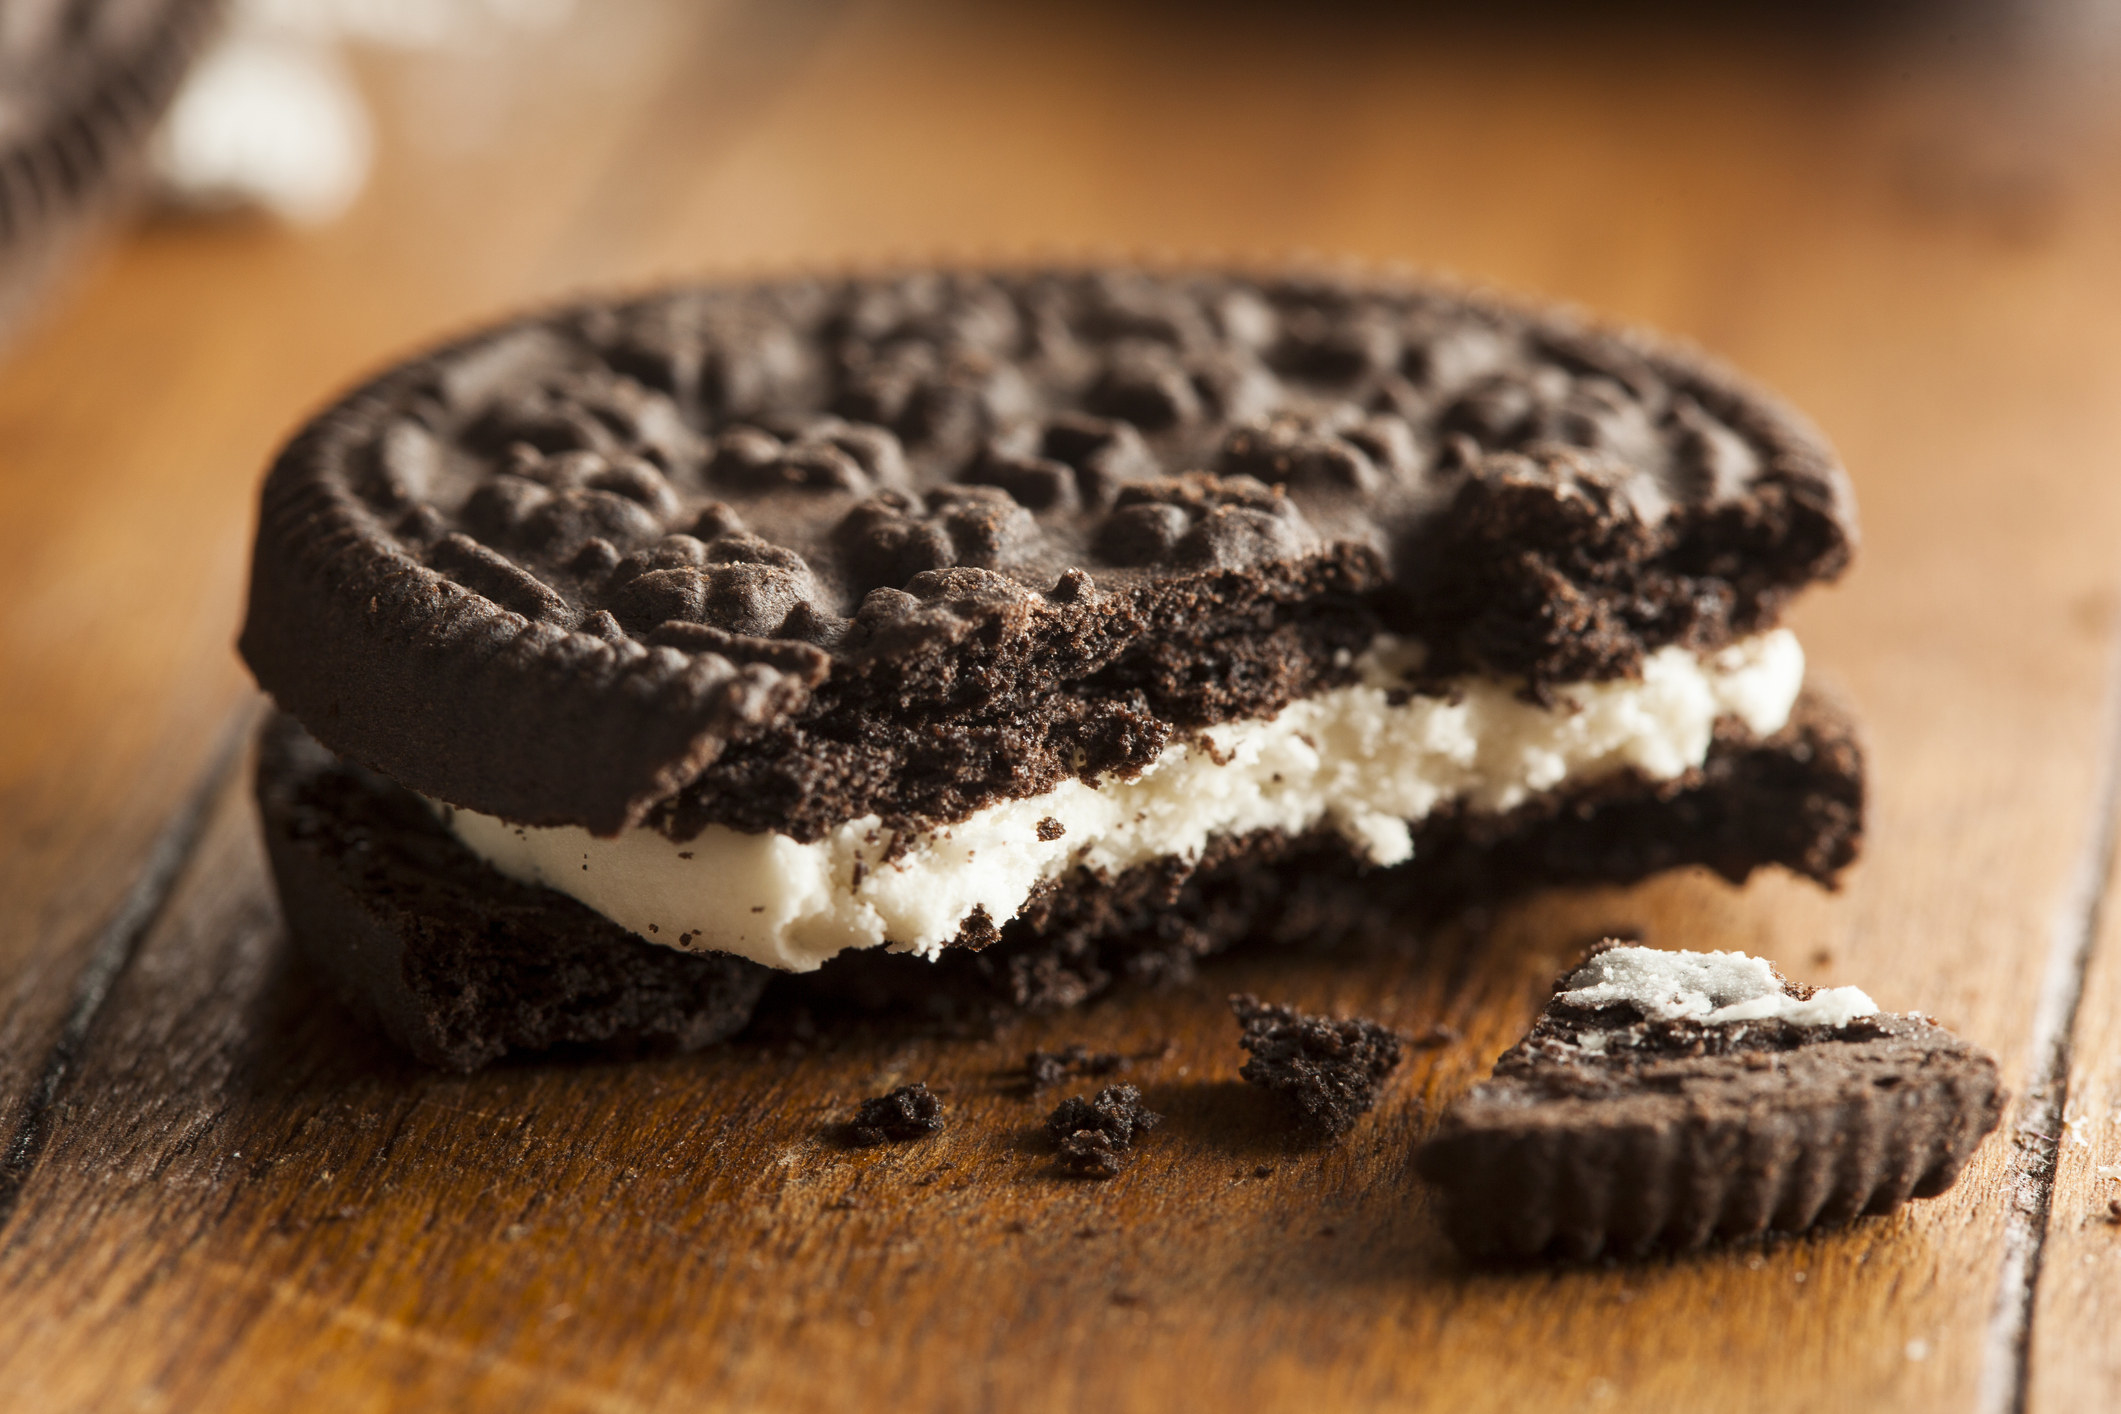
{"left": 255, "top": 691, "right": 1863, "bottom": 1072}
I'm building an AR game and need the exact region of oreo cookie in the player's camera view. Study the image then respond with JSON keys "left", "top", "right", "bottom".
{"left": 1416, "top": 943, "right": 2004, "bottom": 1261}
{"left": 0, "top": 0, "right": 220, "bottom": 341}
{"left": 239, "top": 267, "right": 1865, "bottom": 1066}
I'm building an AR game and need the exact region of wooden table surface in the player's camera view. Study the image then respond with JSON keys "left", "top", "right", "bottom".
{"left": 5, "top": 2, "right": 2121, "bottom": 1409}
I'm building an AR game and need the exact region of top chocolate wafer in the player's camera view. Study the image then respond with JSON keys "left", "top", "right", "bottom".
{"left": 241, "top": 267, "right": 1855, "bottom": 839}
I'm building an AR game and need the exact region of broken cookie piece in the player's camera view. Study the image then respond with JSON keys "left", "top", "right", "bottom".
{"left": 1232, "top": 995, "right": 1404, "bottom": 1138}
{"left": 843, "top": 1083, "right": 946, "bottom": 1146}
{"left": 1416, "top": 942, "right": 2005, "bottom": 1261}
{"left": 1047, "top": 1084, "right": 1163, "bottom": 1177}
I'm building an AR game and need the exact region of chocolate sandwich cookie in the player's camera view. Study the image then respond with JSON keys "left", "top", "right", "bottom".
{"left": 240, "top": 266, "right": 1864, "bottom": 1066}
{"left": 1416, "top": 943, "right": 2003, "bottom": 1261}
{"left": 0, "top": 0, "right": 220, "bottom": 341}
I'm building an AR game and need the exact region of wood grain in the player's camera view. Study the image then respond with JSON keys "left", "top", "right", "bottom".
{"left": 3, "top": 1, "right": 2121, "bottom": 1409}
{"left": 2027, "top": 732, "right": 2121, "bottom": 1413}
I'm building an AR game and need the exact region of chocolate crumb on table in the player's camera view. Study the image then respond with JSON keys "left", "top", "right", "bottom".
{"left": 1047, "top": 1084, "right": 1163, "bottom": 1178}
{"left": 1023, "top": 1043, "right": 1129, "bottom": 1091}
{"left": 1231, "top": 995, "right": 1404, "bottom": 1138}
{"left": 842, "top": 1083, "right": 946, "bottom": 1146}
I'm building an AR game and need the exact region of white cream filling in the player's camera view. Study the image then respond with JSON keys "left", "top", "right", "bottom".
{"left": 436, "top": 630, "right": 1804, "bottom": 973}
{"left": 1557, "top": 944, "right": 1878, "bottom": 1029}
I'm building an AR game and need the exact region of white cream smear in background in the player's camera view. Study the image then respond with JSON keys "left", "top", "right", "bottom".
{"left": 436, "top": 630, "right": 1805, "bottom": 973}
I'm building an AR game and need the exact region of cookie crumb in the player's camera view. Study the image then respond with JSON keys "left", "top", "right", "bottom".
{"left": 1037, "top": 817, "right": 1067, "bottom": 842}
{"left": 1231, "top": 994, "right": 1404, "bottom": 1137}
{"left": 1047, "top": 1083, "right": 1163, "bottom": 1178}
{"left": 842, "top": 1083, "right": 946, "bottom": 1146}
{"left": 1024, "top": 1043, "right": 1128, "bottom": 1092}
{"left": 1252, "top": 1164, "right": 1275, "bottom": 1179}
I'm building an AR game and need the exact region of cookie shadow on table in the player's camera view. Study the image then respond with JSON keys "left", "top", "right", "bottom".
{"left": 219, "top": 853, "right": 1747, "bottom": 1112}
{"left": 227, "top": 927, "right": 769, "bottom": 1099}
{"left": 215, "top": 900, "right": 1597, "bottom": 1107}
{"left": 1137, "top": 1077, "right": 1342, "bottom": 1163}
{"left": 228, "top": 936, "right": 424, "bottom": 1096}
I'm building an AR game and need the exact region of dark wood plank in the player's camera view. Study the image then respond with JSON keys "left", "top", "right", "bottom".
{"left": 2027, "top": 743, "right": 2121, "bottom": 1411}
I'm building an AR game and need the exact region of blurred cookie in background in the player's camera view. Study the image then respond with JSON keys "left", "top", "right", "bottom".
{"left": 0, "top": 0, "right": 219, "bottom": 347}
{"left": 149, "top": 0, "right": 577, "bottom": 227}
{"left": 149, "top": 20, "right": 368, "bottom": 227}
